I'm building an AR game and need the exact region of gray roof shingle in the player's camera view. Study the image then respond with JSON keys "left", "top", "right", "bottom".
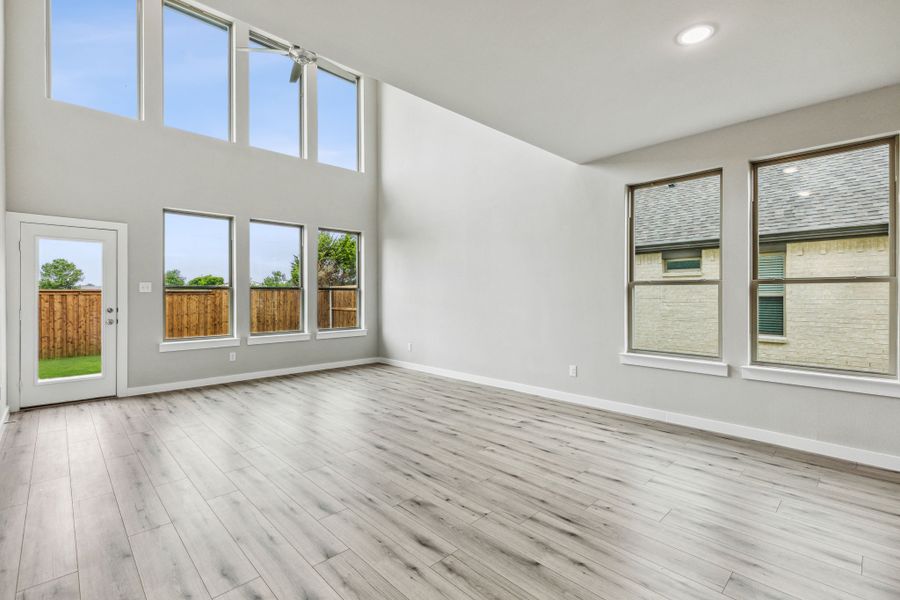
{"left": 633, "top": 144, "right": 890, "bottom": 251}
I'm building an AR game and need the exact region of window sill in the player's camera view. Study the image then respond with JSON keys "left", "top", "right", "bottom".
{"left": 316, "top": 328, "right": 368, "bottom": 340}
{"left": 247, "top": 332, "right": 311, "bottom": 345}
{"left": 758, "top": 335, "right": 788, "bottom": 344}
{"left": 741, "top": 365, "right": 900, "bottom": 398}
{"left": 620, "top": 352, "right": 729, "bottom": 377}
{"left": 662, "top": 271, "right": 702, "bottom": 278}
{"left": 159, "top": 337, "right": 240, "bottom": 353}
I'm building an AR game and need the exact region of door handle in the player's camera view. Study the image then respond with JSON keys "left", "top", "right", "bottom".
{"left": 106, "top": 318, "right": 116, "bottom": 325}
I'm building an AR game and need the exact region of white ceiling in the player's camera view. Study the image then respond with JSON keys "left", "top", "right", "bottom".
{"left": 293, "top": 0, "right": 900, "bottom": 163}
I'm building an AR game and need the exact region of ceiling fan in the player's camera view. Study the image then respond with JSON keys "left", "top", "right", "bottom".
{"left": 237, "top": 45, "right": 318, "bottom": 83}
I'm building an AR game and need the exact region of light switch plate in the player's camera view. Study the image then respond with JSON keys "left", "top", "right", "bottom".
{"left": 139, "top": 282, "right": 152, "bottom": 293}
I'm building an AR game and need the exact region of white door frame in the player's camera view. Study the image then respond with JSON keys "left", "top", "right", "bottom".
{"left": 6, "top": 212, "right": 128, "bottom": 411}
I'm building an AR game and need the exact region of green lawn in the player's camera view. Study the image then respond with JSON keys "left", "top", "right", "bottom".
{"left": 39, "top": 355, "right": 101, "bottom": 380}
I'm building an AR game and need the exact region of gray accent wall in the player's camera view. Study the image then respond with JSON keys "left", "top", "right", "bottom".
{"left": 5, "top": 0, "right": 378, "bottom": 391}
{"left": 378, "top": 82, "right": 900, "bottom": 458}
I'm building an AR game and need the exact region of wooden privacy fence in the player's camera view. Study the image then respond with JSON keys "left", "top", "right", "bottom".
{"left": 165, "top": 288, "right": 230, "bottom": 339}
{"left": 318, "top": 287, "right": 359, "bottom": 330}
{"left": 251, "top": 288, "right": 301, "bottom": 333}
{"left": 39, "top": 289, "right": 102, "bottom": 359}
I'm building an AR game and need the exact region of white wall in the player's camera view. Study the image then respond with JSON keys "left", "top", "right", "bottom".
{"left": 0, "top": 0, "right": 7, "bottom": 421}
{"left": 4, "top": 0, "right": 379, "bottom": 396}
{"left": 378, "top": 82, "right": 900, "bottom": 459}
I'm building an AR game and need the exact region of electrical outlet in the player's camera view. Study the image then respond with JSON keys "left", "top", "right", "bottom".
{"left": 407, "top": 342, "right": 413, "bottom": 352}
{"left": 229, "top": 352, "right": 236, "bottom": 362}
{"left": 568, "top": 365, "right": 578, "bottom": 377}
{"left": 139, "top": 282, "right": 152, "bottom": 293}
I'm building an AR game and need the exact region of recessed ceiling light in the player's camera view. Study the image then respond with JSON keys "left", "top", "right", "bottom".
{"left": 676, "top": 24, "right": 716, "bottom": 46}
{"left": 797, "top": 190, "right": 812, "bottom": 197}
{"left": 783, "top": 166, "right": 799, "bottom": 174}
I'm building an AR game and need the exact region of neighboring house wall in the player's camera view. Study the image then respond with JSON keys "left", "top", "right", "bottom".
{"left": 632, "top": 236, "right": 890, "bottom": 371}
{"left": 632, "top": 248, "right": 719, "bottom": 357}
{"left": 757, "top": 235, "right": 890, "bottom": 374}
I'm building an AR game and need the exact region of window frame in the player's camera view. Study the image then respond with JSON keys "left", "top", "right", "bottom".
{"left": 162, "top": 0, "right": 234, "bottom": 141}
{"left": 248, "top": 219, "right": 306, "bottom": 337}
{"left": 162, "top": 209, "right": 236, "bottom": 342}
{"left": 45, "top": 0, "right": 143, "bottom": 119}
{"left": 750, "top": 136, "right": 898, "bottom": 377}
{"left": 626, "top": 168, "right": 723, "bottom": 360}
{"left": 247, "top": 30, "right": 305, "bottom": 158}
{"left": 316, "top": 59, "right": 362, "bottom": 173}
{"left": 316, "top": 227, "right": 363, "bottom": 333}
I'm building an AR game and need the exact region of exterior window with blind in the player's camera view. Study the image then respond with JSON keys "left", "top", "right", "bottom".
{"left": 752, "top": 138, "right": 897, "bottom": 375}
{"left": 164, "top": 211, "right": 233, "bottom": 339}
{"left": 758, "top": 252, "right": 785, "bottom": 336}
{"left": 628, "top": 170, "right": 722, "bottom": 358}
{"left": 250, "top": 221, "right": 304, "bottom": 335}
{"left": 317, "top": 229, "right": 361, "bottom": 331}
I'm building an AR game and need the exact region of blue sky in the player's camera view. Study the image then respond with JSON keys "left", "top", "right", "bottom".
{"left": 39, "top": 239, "right": 104, "bottom": 287}
{"left": 50, "top": 0, "right": 358, "bottom": 279}
{"left": 249, "top": 222, "right": 302, "bottom": 284}
{"left": 165, "top": 212, "right": 231, "bottom": 283}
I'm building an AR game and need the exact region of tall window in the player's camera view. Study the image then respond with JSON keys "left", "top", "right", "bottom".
{"left": 317, "top": 67, "right": 359, "bottom": 171}
{"left": 628, "top": 171, "right": 722, "bottom": 358}
{"left": 163, "top": 1, "right": 231, "bottom": 140}
{"left": 249, "top": 34, "right": 301, "bottom": 157}
{"left": 317, "top": 229, "right": 360, "bottom": 330}
{"left": 250, "top": 221, "right": 303, "bottom": 334}
{"left": 752, "top": 139, "right": 896, "bottom": 375}
{"left": 164, "top": 211, "right": 233, "bottom": 339}
{"left": 49, "top": 0, "right": 139, "bottom": 117}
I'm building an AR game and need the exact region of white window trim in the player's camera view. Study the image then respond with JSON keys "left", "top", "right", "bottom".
{"left": 159, "top": 337, "right": 240, "bottom": 352}
{"left": 620, "top": 352, "right": 729, "bottom": 377}
{"left": 741, "top": 365, "right": 900, "bottom": 399}
{"left": 247, "top": 332, "right": 310, "bottom": 345}
{"left": 317, "top": 328, "right": 367, "bottom": 340}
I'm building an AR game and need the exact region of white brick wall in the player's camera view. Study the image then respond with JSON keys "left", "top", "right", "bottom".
{"left": 757, "top": 235, "right": 890, "bottom": 374}
{"left": 632, "top": 248, "right": 719, "bottom": 356}
{"left": 633, "top": 236, "right": 890, "bottom": 373}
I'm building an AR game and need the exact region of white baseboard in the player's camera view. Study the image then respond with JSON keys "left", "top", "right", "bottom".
{"left": 124, "top": 357, "right": 381, "bottom": 397}
{"left": 379, "top": 357, "right": 900, "bottom": 473}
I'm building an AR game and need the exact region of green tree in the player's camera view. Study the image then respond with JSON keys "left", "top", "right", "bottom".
{"left": 317, "top": 233, "right": 357, "bottom": 287}
{"left": 164, "top": 269, "right": 185, "bottom": 286}
{"left": 261, "top": 271, "right": 290, "bottom": 287}
{"left": 187, "top": 275, "right": 225, "bottom": 286}
{"left": 290, "top": 255, "right": 300, "bottom": 287}
{"left": 39, "top": 258, "right": 84, "bottom": 289}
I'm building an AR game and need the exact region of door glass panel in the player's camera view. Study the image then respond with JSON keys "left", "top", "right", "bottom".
{"left": 37, "top": 239, "right": 103, "bottom": 380}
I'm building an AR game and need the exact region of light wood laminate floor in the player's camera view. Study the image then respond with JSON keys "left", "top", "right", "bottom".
{"left": 1, "top": 364, "right": 899, "bottom": 600}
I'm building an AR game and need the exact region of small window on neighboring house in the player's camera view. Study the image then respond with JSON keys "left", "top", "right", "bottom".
{"left": 663, "top": 250, "right": 702, "bottom": 273}
{"left": 49, "top": 0, "right": 139, "bottom": 118}
{"left": 758, "top": 252, "right": 785, "bottom": 336}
